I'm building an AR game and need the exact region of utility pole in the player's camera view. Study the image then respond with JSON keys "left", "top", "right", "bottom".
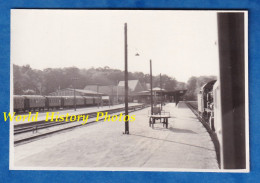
{"left": 117, "top": 80, "right": 119, "bottom": 104}
{"left": 74, "top": 86, "right": 76, "bottom": 111}
{"left": 150, "top": 60, "right": 153, "bottom": 115}
{"left": 111, "top": 86, "right": 114, "bottom": 106}
{"left": 124, "top": 23, "right": 129, "bottom": 134}
{"left": 97, "top": 84, "right": 100, "bottom": 108}
{"left": 71, "top": 77, "right": 78, "bottom": 111}
{"left": 160, "top": 73, "right": 162, "bottom": 111}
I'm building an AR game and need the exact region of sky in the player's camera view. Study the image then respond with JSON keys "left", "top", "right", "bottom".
{"left": 11, "top": 10, "right": 219, "bottom": 82}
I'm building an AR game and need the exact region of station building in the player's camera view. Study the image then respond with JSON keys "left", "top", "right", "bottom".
{"left": 48, "top": 80, "right": 187, "bottom": 106}
{"left": 48, "top": 88, "right": 104, "bottom": 97}
{"left": 84, "top": 85, "right": 125, "bottom": 104}
{"left": 84, "top": 80, "right": 146, "bottom": 104}
{"left": 134, "top": 88, "right": 187, "bottom": 105}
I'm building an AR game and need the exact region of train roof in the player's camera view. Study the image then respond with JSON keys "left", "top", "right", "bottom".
{"left": 60, "top": 96, "right": 85, "bottom": 99}
{"left": 44, "top": 96, "right": 62, "bottom": 98}
{"left": 21, "top": 95, "right": 46, "bottom": 99}
{"left": 82, "top": 96, "right": 94, "bottom": 98}
{"left": 201, "top": 80, "right": 217, "bottom": 90}
{"left": 213, "top": 80, "right": 219, "bottom": 90}
{"left": 13, "top": 95, "right": 25, "bottom": 98}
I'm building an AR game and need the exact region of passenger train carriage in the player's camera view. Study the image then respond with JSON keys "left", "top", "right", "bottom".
{"left": 197, "top": 80, "right": 223, "bottom": 166}
{"left": 197, "top": 80, "right": 217, "bottom": 131}
{"left": 197, "top": 80, "right": 222, "bottom": 139}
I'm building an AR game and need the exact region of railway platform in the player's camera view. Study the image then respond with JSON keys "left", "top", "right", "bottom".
{"left": 13, "top": 102, "right": 219, "bottom": 170}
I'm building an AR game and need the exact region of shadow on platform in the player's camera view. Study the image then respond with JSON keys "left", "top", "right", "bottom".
{"left": 168, "top": 127, "right": 197, "bottom": 134}
{"left": 152, "top": 126, "right": 197, "bottom": 134}
{"left": 130, "top": 134, "right": 215, "bottom": 152}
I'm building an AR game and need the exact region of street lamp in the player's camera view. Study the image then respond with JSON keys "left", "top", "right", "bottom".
{"left": 150, "top": 60, "right": 153, "bottom": 115}
{"left": 96, "top": 83, "right": 101, "bottom": 109}
{"left": 111, "top": 85, "right": 114, "bottom": 106}
{"left": 160, "top": 73, "right": 163, "bottom": 111}
{"left": 135, "top": 53, "right": 153, "bottom": 114}
{"left": 71, "top": 77, "right": 79, "bottom": 111}
{"left": 116, "top": 80, "right": 119, "bottom": 104}
{"left": 124, "top": 23, "right": 129, "bottom": 134}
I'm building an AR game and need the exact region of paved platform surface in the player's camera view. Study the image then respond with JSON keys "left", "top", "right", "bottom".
{"left": 13, "top": 102, "right": 219, "bottom": 170}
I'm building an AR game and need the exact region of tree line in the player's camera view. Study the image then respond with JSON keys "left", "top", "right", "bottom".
{"left": 185, "top": 75, "right": 217, "bottom": 100}
{"left": 13, "top": 64, "right": 216, "bottom": 100}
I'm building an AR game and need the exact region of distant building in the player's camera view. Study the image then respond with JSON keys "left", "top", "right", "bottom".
{"left": 134, "top": 88, "right": 187, "bottom": 105}
{"left": 84, "top": 85, "right": 125, "bottom": 104}
{"left": 145, "top": 83, "right": 151, "bottom": 90}
{"left": 49, "top": 88, "right": 104, "bottom": 97}
{"left": 118, "top": 80, "right": 144, "bottom": 93}
{"left": 83, "top": 80, "right": 145, "bottom": 104}
{"left": 84, "top": 85, "right": 124, "bottom": 95}
{"left": 164, "top": 90, "right": 187, "bottom": 103}
{"left": 134, "top": 87, "right": 166, "bottom": 104}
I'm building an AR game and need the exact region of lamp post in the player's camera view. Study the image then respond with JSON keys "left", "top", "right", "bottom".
{"left": 96, "top": 83, "right": 101, "bottom": 108}
{"left": 150, "top": 60, "right": 153, "bottom": 115}
{"left": 71, "top": 77, "right": 79, "bottom": 111}
{"left": 160, "top": 73, "right": 162, "bottom": 111}
{"left": 163, "top": 83, "right": 166, "bottom": 103}
{"left": 134, "top": 52, "right": 153, "bottom": 112}
{"left": 117, "top": 80, "right": 119, "bottom": 104}
{"left": 111, "top": 85, "right": 114, "bottom": 106}
{"left": 124, "top": 23, "right": 129, "bottom": 134}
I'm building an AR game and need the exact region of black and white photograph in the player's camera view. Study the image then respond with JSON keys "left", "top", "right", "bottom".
{"left": 10, "top": 10, "right": 248, "bottom": 171}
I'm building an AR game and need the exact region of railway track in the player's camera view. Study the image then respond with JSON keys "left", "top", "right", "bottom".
{"left": 186, "top": 101, "right": 208, "bottom": 125}
{"left": 185, "top": 101, "right": 220, "bottom": 167}
{"left": 14, "top": 108, "right": 123, "bottom": 135}
{"left": 185, "top": 101, "right": 198, "bottom": 111}
{"left": 14, "top": 104, "right": 147, "bottom": 146}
